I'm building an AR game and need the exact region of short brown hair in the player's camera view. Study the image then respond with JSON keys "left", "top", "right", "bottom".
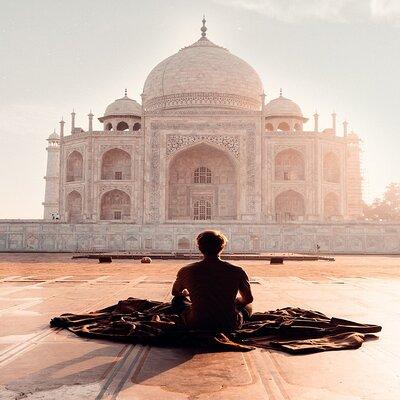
{"left": 196, "top": 230, "right": 228, "bottom": 256}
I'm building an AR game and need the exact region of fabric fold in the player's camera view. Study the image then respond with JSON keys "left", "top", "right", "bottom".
{"left": 50, "top": 297, "right": 381, "bottom": 354}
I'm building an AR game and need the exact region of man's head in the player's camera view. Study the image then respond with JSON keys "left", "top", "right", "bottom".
{"left": 196, "top": 230, "right": 228, "bottom": 257}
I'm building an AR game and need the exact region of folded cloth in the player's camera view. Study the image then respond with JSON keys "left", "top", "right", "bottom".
{"left": 50, "top": 298, "right": 381, "bottom": 354}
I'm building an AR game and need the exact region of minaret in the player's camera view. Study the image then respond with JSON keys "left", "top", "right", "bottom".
{"left": 71, "top": 110, "right": 76, "bottom": 134}
{"left": 343, "top": 120, "right": 348, "bottom": 136}
{"left": 88, "top": 110, "right": 94, "bottom": 133}
{"left": 332, "top": 111, "right": 337, "bottom": 134}
{"left": 313, "top": 111, "right": 319, "bottom": 132}
{"left": 43, "top": 130, "right": 60, "bottom": 220}
{"left": 59, "top": 118, "right": 65, "bottom": 138}
{"left": 346, "top": 131, "right": 363, "bottom": 219}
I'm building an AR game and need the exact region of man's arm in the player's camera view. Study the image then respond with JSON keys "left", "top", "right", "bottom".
{"left": 172, "top": 269, "right": 187, "bottom": 297}
{"left": 237, "top": 269, "right": 253, "bottom": 306}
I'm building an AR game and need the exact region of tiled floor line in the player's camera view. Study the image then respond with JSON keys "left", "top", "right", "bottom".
{"left": 0, "top": 275, "right": 147, "bottom": 368}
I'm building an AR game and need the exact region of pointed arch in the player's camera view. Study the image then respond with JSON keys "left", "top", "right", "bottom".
{"left": 275, "top": 149, "right": 305, "bottom": 181}
{"left": 167, "top": 143, "right": 237, "bottom": 220}
{"left": 277, "top": 122, "right": 290, "bottom": 132}
{"left": 100, "top": 189, "right": 131, "bottom": 220}
{"left": 265, "top": 122, "right": 274, "bottom": 131}
{"left": 133, "top": 122, "right": 141, "bottom": 131}
{"left": 116, "top": 121, "right": 129, "bottom": 131}
{"left": 66, "top": 190, "right": 82, "bottom": 223}
{"left": 275, "top": 190, "right": 305, "bottom": 222}
{"left": 101, "top": 148, "right": 132, "bottom": 180}
{"left": 66, "top": 151, "right": 83, "bottom": 182}
{"left": 177, "top": 237, "right": 191, "bottom": 250}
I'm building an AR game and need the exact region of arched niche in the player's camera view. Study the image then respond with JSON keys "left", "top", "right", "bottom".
{"left": 294, "top": 122, "right": 302, "bottom": 131}
{"left": 265, "top": 122, "right": 274, "bottom": 131}
{"left": 100, "top": 189, "right": 131, "bottom": 221}
{"left": 105, "top": 122, "right": 113, "bottom": 131}
{"left": 277, "top": 122, "right": 290, "bottom": 132}
{"left": 168, "top": 143, "right": 237, "bottom": 220}
{"left": 275, "top": 190, "right": 305, "bottom": 222}
{"left": 275, "top": 149, "right": 305, "bottom": 181}
{"left": 324, "top": 192, "right": 340, "bottom": 218}
{"left": 66, "top": 151, "right": 83, "bottom": 182}
{"left": 66, "top": 190, "right": 82, "bottom": 223}
{"left": 116, "top": 121, "right": 129, "bottom": 131}
{"left": 133, "top": 122, "right": 141, "bottom": 131}
{"left": 177, "top": 237, "right": 191, "bottom": 250}
{"left": 324, "top": 152, "right": 340, "bottom": 183}
{"left": 101, "top": 148, "right": 132, "bottom": 180}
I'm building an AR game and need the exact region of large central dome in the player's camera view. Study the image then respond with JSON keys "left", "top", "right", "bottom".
{"left": 143, "top": 30, "right": 263, "bottom": 112}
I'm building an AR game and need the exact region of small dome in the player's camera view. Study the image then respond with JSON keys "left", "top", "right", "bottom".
{"left": 104, "top": 94, "right": 142, "bottom": 117}
{"left": 48, "top": 131, "right": 60, "bottom": 140}
{"left": 265, "top": 93, "right": 303, "bottom": 118}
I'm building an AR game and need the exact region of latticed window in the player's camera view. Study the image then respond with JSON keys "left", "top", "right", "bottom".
{"left": 193, "top": 200, "right": 212, "bottom": 220}
{"left": 115, "top": 171, "right": 122, "bottom": 180}
{"left": 113, "top": 211, "right": 122, "bottom": 220}
{"left": 194, "top": 167, "right": 211, "bottom": 184}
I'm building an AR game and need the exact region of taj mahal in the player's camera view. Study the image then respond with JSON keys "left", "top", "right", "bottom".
{"left": 2, "top": 20, "right": 399, "bottom": 254}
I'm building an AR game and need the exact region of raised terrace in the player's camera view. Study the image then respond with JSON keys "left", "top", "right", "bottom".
{"left": 0, "top": 254, "right": 399, "bottom": 399}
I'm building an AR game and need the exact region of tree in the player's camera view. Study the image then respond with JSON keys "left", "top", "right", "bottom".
{"left": 364, "top": 183, "right": 400, "bottom": 221}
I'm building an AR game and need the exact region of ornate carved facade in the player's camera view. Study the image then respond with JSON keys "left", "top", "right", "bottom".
{"left": 42, "top": 22, "right": 363, "bottom": 237}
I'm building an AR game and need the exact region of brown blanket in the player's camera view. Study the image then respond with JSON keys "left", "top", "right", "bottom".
{"left": 50, "top": 298, "right": 381, "bottom": 354}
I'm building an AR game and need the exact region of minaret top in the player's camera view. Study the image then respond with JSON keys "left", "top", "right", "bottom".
{"left": 201, "top": 15, "right": 207, "bottom": 37}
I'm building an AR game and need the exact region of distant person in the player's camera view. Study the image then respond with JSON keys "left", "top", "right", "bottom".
{"left": 171, "top": 230, "right": 253, "bottom": 331}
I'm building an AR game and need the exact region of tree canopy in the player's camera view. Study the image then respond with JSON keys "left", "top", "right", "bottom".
{"left": 364, "top": 183, "right": 400, "bottom": 221}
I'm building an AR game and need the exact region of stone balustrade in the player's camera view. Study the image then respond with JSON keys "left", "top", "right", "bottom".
{"left": 0, "top": 221, "right": 399, "bottom": 254}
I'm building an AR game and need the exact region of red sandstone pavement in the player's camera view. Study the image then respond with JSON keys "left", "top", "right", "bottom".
{"left": 0, "top": 254, "right": 399, "bottom": 399}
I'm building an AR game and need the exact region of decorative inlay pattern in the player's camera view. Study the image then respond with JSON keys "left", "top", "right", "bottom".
{"left": 166, "top": 135, "right": 240, "bottom": 159}
{"left": 145, "top": 92, "right": 261, "bottom": 112}
{"left": 99, "top": 144, "right": 133, "bottom": 155}
{"left": 99, "top": 184, "right": 132, "bottom": 195}
{"left": 246, "top": 131, "right": 256, "bottom": 211}
{"left": 149, "top": 130, "right": 160, "bottom": 222}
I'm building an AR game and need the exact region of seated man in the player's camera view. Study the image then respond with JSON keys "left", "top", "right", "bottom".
{"left": 171, "top": 230, "right": 253, "bottom": 331}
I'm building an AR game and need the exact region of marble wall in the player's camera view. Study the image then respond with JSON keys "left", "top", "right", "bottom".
{"left": 0, "top": 221, "right": 399, "bottom": 254}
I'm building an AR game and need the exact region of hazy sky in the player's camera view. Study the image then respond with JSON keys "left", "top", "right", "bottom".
{"left": 0, "top": 0, "right": 399, "bottom": 219}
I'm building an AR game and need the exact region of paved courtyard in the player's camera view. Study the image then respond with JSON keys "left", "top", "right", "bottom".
{"left": 0, "top": 254, "right": 399, "bottom": 399}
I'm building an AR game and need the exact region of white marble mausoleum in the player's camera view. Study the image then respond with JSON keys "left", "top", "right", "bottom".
{"left": 44, "top": 21, "right": 363, "bottom": 226}
{"left": 2, "top": 20, "right": 398, "bottom": 254}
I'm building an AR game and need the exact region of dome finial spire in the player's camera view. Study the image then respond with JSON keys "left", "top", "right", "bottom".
{"left": 201, "top": 15, "right": 207, "bottom": 37}
{"left": 124, "top": 88, "right": 127, "bottom": 97}
{"left": 279, "top": 88, "right": 283, "bottom": 97}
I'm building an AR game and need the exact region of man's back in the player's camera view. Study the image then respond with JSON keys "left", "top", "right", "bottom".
{"left": 172, "top": 258, "right": 252, "bottom": 330}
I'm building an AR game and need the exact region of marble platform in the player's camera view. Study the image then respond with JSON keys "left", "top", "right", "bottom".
{"left": 0, "top": 256, "right": 399, "bottom": 399}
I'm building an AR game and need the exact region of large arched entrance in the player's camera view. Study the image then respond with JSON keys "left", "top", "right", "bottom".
{"left": 168, "top": 143, "right": 237, "bottom": 220}
{"left": 275, "top": 190, "right": 305, "bottom": 222}
{"left": 100, "top": 189, "right": 131, "bottom": 220}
